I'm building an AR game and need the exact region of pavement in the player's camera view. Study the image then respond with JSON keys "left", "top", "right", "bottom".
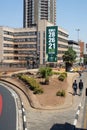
{"left": 0, "top": 69, "right": 87, "bottom": 130}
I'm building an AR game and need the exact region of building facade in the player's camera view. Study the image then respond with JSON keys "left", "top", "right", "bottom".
{"left": 0, "top": 20, "right": 68, "bottom": 67}
{"left": 23, "top": 0, "right": 56, "bottom": 27}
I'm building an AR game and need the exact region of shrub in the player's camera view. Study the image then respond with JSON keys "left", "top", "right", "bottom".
{"left": 38, "top": 67, "right": 53, "bottom": 78}
{"left": 58, "top": 74, "right": 66, "bottom": 81}
{"left": 56, "top": 90, "right": 65, "bottom": 97}
{"left": 16, "top": 73, "right": 23, "bottom": 79}
{"left": 61, "top": 72, "right": 67, "bottom": 77}
{"left": 33, "top": 87, "right": 43, "bottom": 94}
{"left": 17, "top": 74, "right": 43, "bottom": 94}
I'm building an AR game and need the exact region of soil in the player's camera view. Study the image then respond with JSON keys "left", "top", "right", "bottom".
{"left": 35, "top": 75, "right": 68, "bottom": 107}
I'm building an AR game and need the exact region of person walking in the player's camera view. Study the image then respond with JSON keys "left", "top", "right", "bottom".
{"left": 78, "top": 79, "right": 83, "bottom": 96}
{"left": 72, "top": 80, "right": 78, "bottom": 95}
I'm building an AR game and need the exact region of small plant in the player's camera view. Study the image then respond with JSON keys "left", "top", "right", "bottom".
{"left": 38, "top": 67, "right": 53, "bottom": 78}
{"left": 56, "top": 90, "right": 65, "bottom": 97}
{"left": 58, "top": 74, "right": 65, "bottom": 81}
{"left": 61, "top": 72, "right": 67, "bottom": 77}
{"left": 33, "top": 87, "right": 43, "bottom": 94}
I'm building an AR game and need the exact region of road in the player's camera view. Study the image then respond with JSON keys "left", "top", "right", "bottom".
{"left": 0, "top": 84, "right": 16, "bottom": 130}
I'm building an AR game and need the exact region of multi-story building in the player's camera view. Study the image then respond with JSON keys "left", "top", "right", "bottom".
{"left": 23, "top": 0, "right": 56, "bottom": 27}
{"left": 79, "top": 41, "right": 84, "bottom": 57}
{"left": 0, "top": 20, "right": 68, "bottom": 67}
{"left": 83, "top": 43, "right": 87, "bottom": 65}
{"left": 58, "top": 27, "right": 68, "bottom": 64}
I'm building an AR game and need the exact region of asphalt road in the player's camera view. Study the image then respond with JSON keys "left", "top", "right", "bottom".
{"left": 0, "top": 84, "right": 16, "bottom": 130}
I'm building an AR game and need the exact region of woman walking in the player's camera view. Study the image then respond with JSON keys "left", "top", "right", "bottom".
{"left": 72, "top": 80, "right": 78, "bottom": 95}
{"left": 78, "top": 79, "right": 83, "bottom": 96}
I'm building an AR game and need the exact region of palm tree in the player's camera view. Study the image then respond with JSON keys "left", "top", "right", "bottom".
{"left": 38, "top": 67, "right": 53, "bottom": 84}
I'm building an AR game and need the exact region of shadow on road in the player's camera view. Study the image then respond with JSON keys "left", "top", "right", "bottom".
{"left": 50, "top": 122, "right": 86, "bottom": 130}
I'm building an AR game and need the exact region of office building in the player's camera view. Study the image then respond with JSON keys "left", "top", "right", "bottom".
{"left": 23, "top": 0, "right": 56, "bottom": 27}
{"left": 0, "top": 20, "right": 68, "bottom": 67}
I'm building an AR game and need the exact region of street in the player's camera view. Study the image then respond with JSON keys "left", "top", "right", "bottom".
{"left": 0, "top": 85, "right": 16, "bottom": 130}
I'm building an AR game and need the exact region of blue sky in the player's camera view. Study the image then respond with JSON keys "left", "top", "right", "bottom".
{"left": 0, "top": 0, "right": 87, "bottom": 43}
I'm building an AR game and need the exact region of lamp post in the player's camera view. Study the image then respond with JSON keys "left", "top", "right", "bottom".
{"left": 76, "top": 29, "right": 81, "bottom": 65}
{"left": 76, "top": 29, "right": 80, "bottom": 44}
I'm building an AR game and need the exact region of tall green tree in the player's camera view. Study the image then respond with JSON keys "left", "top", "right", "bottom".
{"left": 62, "top": 47, "right": 77, "bottom": 71}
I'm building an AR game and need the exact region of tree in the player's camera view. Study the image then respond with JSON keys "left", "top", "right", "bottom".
{"left": 38, "top": 67, "right": 53, "bottom": 84}
{"left": 62, "top": 47, "right": 77, "bottom": 71}
{"left": 39, "top": 67, "right": 53, "bottom": 78}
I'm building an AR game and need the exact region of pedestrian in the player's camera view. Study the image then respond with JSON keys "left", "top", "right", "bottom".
{"left": 72, "top": 80, "right": 78, "bottom": 95}
{"left": 78, "top": 79, "right": 83, "bottom": 96}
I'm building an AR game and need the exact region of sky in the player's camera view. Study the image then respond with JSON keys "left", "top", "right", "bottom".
{"left": 0, "top": 0, "right": 87, "bottom": 43}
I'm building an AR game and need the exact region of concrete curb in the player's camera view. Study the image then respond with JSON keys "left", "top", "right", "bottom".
{"left": 73, "top": 102, "right": 81, "bottom": 126}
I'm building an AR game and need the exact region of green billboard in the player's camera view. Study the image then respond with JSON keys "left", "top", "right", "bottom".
{"left": 46, "top": 26, "right": 58, "bottom": 62}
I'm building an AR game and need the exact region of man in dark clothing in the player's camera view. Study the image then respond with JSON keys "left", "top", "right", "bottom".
{"left": 72, "top": 80, "right": 78, "bottom": 95}
{"left": 79, "top": 79, "right": 83, "bottom": 96}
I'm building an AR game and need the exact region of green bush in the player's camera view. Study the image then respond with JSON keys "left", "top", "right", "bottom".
{"left": 56, "top": 90, "right": 65, "bottom": 97}
{"left": 53, "top": 72, "right": 60, "bottom": 75}
{"left": 61, "top": 72, "right": 67, "bottom": 77}
{"left": 33, "top": 87, "right": 43, "bottom": 94}
{"left": 38, "top": 67, "right": 53, "bottom": 78}
{"left": 58, "top": 74, "right": 66, "bottom": 81}
{"left": 17, "top": 74, "right": 43, "bottom": 94}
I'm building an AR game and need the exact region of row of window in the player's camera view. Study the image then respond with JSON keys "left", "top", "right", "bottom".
{"left": 58, "top": 44, "right": 68, "bottom": 49}
{"left": 58, "top": 31, "right": 68, "bottom": 37}
{"left": 4, "top": 31, "right": 37, "bottom": 36}
{"left": 4, "top": 56, "right": 39, "bottom": 61}
{"left": 4, "top": 57, "right": 63, "bottom": 61}
{"left": 4, "top": 37, "right": 37, "bottom": 42}
{"left": 4, "top": 56, "right": 26, "bottom": 60}
{"left": 4, "top": 50, "right": 37, "bottom": 55}
{"left": 58, "top": 37, "right": 68, "bottom": 43}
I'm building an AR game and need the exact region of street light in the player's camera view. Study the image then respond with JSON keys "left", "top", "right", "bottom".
{"left": 76, "top": 29, "right": 80, "bottom": 43}
{"left": 76, "top": 29, "right": 81, "bottom": 65}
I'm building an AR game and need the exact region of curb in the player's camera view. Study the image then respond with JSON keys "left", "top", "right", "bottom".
{"left": 73, "top": 102, "right": 82, "bottom": 126}
{"left": 0, "top": 81, "right": 28, "bottom": 130}
{"left": 21, "top": 102, "right": 27, "bottom": 130}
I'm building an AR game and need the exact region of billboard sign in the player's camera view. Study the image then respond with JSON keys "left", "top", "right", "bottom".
{"left": 46, "top": 26, "right": 58, "bottom": 62}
